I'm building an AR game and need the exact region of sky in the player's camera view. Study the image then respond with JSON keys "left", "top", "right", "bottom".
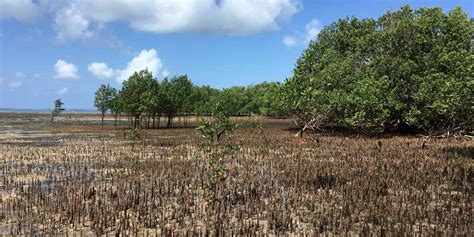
{"left": 0, "top": 0, "right": 472, "bottom": 110}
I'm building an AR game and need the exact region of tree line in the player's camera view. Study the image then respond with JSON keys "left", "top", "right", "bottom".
{"left": 94, "top": 70, "right": 285, "bottom": 128}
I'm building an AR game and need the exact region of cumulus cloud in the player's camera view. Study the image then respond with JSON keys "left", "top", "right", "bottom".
{"left": 282, "top": 18, "right": 322, "bottom": 47}
{"left": 88, "top": 62, "right": 114, "bottom": 79}
{"left": 15, "top": 0, "right": 299, "bottom": 39}
{"left": 304, "top": 19, "right": 322, "bottom": 43}
{"left": 54, "top": 60, "right": 79, "bottom": 80}
{"left": 54, "top": 4, "right": 93, "bottom": 40}
{"left": 58, "top": 87, "right": 68, "bottom": 95}
{"left": 116, "top": 49, "right": 163, "bottom": 83}
{"left": 2, "top": 0, "right": 302, "bottom": 45}
{"left": 88, "top": 49, "right": 166, "bottom": 83}
{"left": 282, "top": 36, "right": 297, "bottom": 48}
{"left": 0, "top": 0, "right": 42, "bottom": 23}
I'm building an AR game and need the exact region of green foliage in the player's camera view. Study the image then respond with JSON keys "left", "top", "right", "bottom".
{"left": 203, "top": 82, "right": 288, "bottom": 117}
{"left": 97, "top": 68, "right": 288, "bottom": 129}
{"left": 246, "top": 82, "right": 288, "bottom": 116}
{"left": 214, "top": 86, "right": 250, "bottom": 115}
{"left": 160, "top": 75, "right": 193, "bottom": 127}
{"left": 249, "top": 118, "right": 265, "bottom": 133}
{"left": 54, "top": 99, "right": 64, "bottom": 112}
{"left": 188, "top": 86, "right": 220, "bottom": 115}
{"left": 373, "top": 140, "right": 383, "bottom": 151}
{"left": 120, "top": 69, "right": 158, "bottom": 120}
{"left": 195, "top": 101, "right": 240, "bottom": 202}
{"left": 94, "top": 84, "right": 116, "bottom": 113}
{"left": 94, "top": 84, "right": 117, "bottom": 126}
{"left": 51, "top": 98, "right": 65, "bottom": 122}
{"left": 283, "top": 5, "right": 474, "bottom": 132}
{"left": 124, "top": 128, "right": 140, "bottom": 141}
{"left": 123, "top": 128, "right": 141, "bottom": 151}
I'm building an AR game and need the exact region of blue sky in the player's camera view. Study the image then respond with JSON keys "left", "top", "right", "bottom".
{"left": 0, "top": 0, "right": 472, "bottom": 109}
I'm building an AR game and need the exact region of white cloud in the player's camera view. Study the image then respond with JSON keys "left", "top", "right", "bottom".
{"left": 283, "top": 18, "right": 322, "bottom": 47}
{"left": 53, "top": 60, "right": 79, "bottom": 80}
{"left": 58, "top": 87, "right": 68, "bottom": 95}
{"left": 15, "top": 72, "right": 26, "bottom": 79}
{"left": 42, "top": 0, "right": 300, "bottom": 39}
{"left": 282, "top": 36, "right": 297, "bottom": 48}
{"left": 116, "top": 49, "right": 163, "bottom": 83}
{"left": 54, "top": 4, "right": 92, "bottom": 40}
{"left": 0, "top": 0, "right": 42, "bottom": 23}
{"left": 8, "top": 80, "right": 23, "bottom": 88}
{"left": 162, "top": 70, "right": 169, "bottom": 78}
{"left": 304, "top": 18, "right": 322, "bottom": 43}
{"left": 89, "top": 49, "right": 166, "bottom": 83}
{"left": 2, "top": 0, "right": 301, "bottom": 44}
{"left": 34, "top": 73, "right": 40, "bottom": 79}
{"left": 4, "top": 72, "right": 26, "bottom": 89}
{"left": 88, "top": 62, "right": 114, "bottom": 79}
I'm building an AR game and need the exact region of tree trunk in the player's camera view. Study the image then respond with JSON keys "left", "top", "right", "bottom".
{"left": 167, "top": 114, "right": 173, "bottom": 128}
{"left": 101, "top": 111, "right": 105, "bottom": 128}
{"left": 142, "top": 127, "right": 146, "bottom": 147}
{"left": 134, "top": 115, "right": 140, "bottom": 129}
{"left": 114, "top": 113, "right": 118, "bottom": 127}
{"left": 152, "top": 114, "right": 156, "bottom": 129}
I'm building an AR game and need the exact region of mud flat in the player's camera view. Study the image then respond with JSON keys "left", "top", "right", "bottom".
{"left": 0, "top": 112, "right": 472, "bottom": 235}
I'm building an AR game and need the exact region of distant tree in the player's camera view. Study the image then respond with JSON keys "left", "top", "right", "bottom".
{"left": 109, "top": 93, "right": 121, "bottom": 127}
{"left": 147, "top": 78, "right": 161, "bottom": 128}
{"left": 160, "top": 75, "right": 192, "bottom": 128}
{"left": 217, "top": 87, "right": 249, "bottom": 116}
{"left": 94, "top": 84, "right": 117, "bottom": 128}
{"left": 258, "top": 82, "right": 288, "bottom": 116}
{"left": 188, "top": 85, "right": 219, "bottom": 116}
{"left": 92, "top": 73, "right": 291, "bottom": 130}
{"left": 51, "top": 98, "right": 65, "bottom": 123}
{"left": 120, "top": 69, "right": 158, "bottom": 128}
{"left": 245, "top": 82, "right": 286, "bottom": 116}
{"left": 171, "top": 75, "right": 192, "bottom": 127}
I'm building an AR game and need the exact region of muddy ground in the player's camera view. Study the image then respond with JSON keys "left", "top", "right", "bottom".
{"left": 0, "top": 112, "right": 472, "bottom": 235}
